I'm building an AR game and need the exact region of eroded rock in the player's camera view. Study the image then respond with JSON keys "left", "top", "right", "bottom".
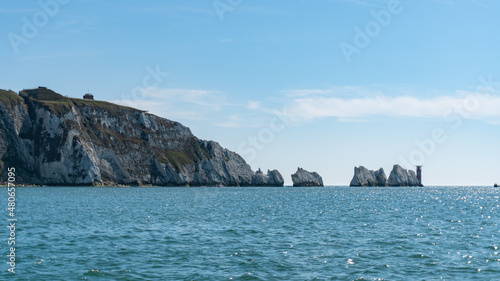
{"left": 350, "top": 166, "right": 387, "bottom": 187}
{"left": 291, "top": 168, "right": 324, "bottom": 187}
{"left": 387, "top": 165, "right": 422, "bottom": 187}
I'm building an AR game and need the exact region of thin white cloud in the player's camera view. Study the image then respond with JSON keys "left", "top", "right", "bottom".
{"left": 113, "top": 87, "right": 252, "bottom": 123}
{"left": 283, "top": 86, "right": 388, "bottom": 98}
{"left": 112, "top": 87, "right": 281, "bottom": 127}
{"left": 142, "top": 88, "right": 230, "bottom": 110}
{"left": 284, "top": 89, "right": 332, "bottom": 97}
{"left": 216, "top": 114, "right": 265, "bottom": 128}
{"left": 247, "top": 101, "right": 260, "bottom": 110}
{"left": 285, "top": 91, "right": 500, "bottom": 122}
{"left": 112, "top": 99, "right": 209, "bottom": 121}
{"left": 115, "top": 85, "right": 500, "bottom": 128}
{"left": 113, "top": 87, "right": 228, "bottom": 121}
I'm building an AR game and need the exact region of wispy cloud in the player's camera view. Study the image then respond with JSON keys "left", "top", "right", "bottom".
{"left": 115, "top": 84, "right": 500, "bottom": 128}
{"left": 284, "top": 88, "right": 500, "bottom": 123}
{"left": 113, "top": 87, "right": 231, "bottom": 121}
{"left": 216, "top": 114, "right": 267, "bottom": 128}
{"left": 247, "top": 101, "right": 260, "bottom": 110}
{"left": 112, "top": 87, "right": 279, "bottom": 128}
{"left": 144, "top": 88, "right": 229, "bottom": 110}
{"left": 283, "top": 85, "right": 395, "bottom": 99}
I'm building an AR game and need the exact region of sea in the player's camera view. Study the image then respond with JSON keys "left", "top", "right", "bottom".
{"left": 2, "top": 186, "right": 499, "bottom": 280}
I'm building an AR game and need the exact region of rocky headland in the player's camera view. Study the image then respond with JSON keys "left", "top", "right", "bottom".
{"left": 291, "top": 168, "right": 324, "bottom": 187}
{"left": 0, "top": 87, "right": 284, "bottom": 186}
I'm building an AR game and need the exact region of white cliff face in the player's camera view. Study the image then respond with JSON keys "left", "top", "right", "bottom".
{"left": 0, "top": 88, "right": 284, "bottom": 186}
{"left": 37, "top": 130, "right": 101, "bottom": 185}
{"left": 291, "top": 168, "right": 324, "bottom": 187}
{"left": 387, "top": 165, "right": 422, "bottom": 187}
{"left": 350, "top": 166, "right": 387, "bottom": 187}
{"left": 33, "top": 107, "right": 102, "bottom": 185}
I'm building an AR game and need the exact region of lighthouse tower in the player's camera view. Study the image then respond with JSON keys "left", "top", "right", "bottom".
{"left": 416, "top": 166, "right": 422, "bottom": 186}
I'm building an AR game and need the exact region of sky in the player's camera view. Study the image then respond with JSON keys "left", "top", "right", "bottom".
{"left": 1, "top": 0, "right": 500, "bottom": 185}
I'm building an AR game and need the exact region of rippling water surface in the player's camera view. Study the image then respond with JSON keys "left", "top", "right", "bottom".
{"left": 2, "top": 186, "right": 500, "bottom": 280}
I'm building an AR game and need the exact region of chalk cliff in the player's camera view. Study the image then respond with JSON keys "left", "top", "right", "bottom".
{"left": 387, "top": 164, "right": 422, "bottom": 187}
{"left": 349, "top": 166, "right": 387, "bottom": 187}
{"left": 0, "top": 87, "right": 284, "bottom": 186}
{"left": 291, "top": 168, "right": 324, "bottom": 187}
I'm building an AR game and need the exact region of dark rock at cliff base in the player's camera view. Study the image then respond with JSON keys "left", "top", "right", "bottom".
{"left": 291, "top": 168, "right": 324, "bottom": 187}
{"left": 387, "top": 165, "right": 422, "bottom": 187}
{"left": 374, "top": 168, "right": 387, "bottom": 186}
{"left": 349, "top": 166, "right": 387, "bottom": 187}
{"left": 0, "top": 87, "right": 284, "bottom": 187}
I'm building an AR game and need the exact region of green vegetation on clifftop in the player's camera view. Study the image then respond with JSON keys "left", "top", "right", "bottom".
{"left": 19, "top": 87, "right": 137, "bottom": 117}
{"left": 0, "top": 89, "right": 24, "bottom": 105}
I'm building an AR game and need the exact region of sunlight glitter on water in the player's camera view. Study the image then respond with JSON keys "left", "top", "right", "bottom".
{"left": 3, "top": 186, "right": 500, "bottom": 280}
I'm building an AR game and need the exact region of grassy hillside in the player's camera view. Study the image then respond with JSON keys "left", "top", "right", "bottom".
{"left": 0, "top": 89, "right": 24, "bottom": 105}
{"left": 19, "top": 87, "right": 137, "bottom": 117}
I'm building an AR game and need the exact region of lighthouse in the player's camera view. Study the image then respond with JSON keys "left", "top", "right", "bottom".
{"left": 416, "top": 166, "right": 422, "bottom": 186}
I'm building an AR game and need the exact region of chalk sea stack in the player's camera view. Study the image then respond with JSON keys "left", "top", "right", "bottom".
{"left": 387, "top": 164, "right": 422, "bottom": 187}
{"left": 0, "top": 87, "right": 284, "bottom": 186}
{"left": 349, "top": 166, "right": 387, "bottom": 187}
{"left": 252, "top": 168, "right": 285, "bottom": 186}
{"left": 291, "top": 168, "right": 324, "bottom": 187}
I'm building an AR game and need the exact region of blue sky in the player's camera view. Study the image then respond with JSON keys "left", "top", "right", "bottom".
{"left": 2, "top": 0, "right": 500, "bottom": 185}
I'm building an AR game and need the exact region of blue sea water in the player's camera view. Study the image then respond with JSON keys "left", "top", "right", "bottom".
{"left": 1, "top": 186, "right": 500, "bottom": 280}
